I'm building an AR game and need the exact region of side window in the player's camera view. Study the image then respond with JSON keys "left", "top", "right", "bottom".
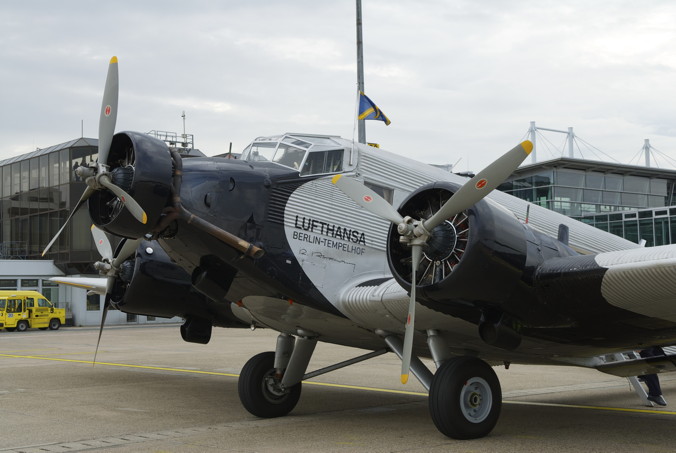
{"left": 364, "top": 182, "right": 394, "bottom": 205}
{"left": 7, "top": 298, "right": 21, "bottom": 313}
{"left": 38, "top": 298, "right": 51, "bottom": 308}
{"left": 26, "top": 298, "right": 35, "bottom": 308}
{"left": 300, "top": 149, "right": 344, "bottom": 176}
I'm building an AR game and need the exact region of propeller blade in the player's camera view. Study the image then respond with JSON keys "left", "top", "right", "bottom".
{"left": 93, "top": 240, "right": 138, "bottom": 365}
{"left": 98, "top": 56, "right": 119, "bottom": 167}
{"left": 98, "top": 176, "right": 148, "bottom": 224}
{"left": 400, "top": 243, "right": 422, "bottom": 384}
{"left": 332, "top": 174, "right": 404, "bottom": 225}
{"left": 112, "top": 238, "right": 141, "bottom": 268}
{"left": 423, "top": 141, "right": 533, "bottom": 231}
{"left": 42, "top": 186, "right": 95, "bottom": 256}
{"left": 90, "top": 225, "right": 112, "bottom": 261}
{"left": 93, "top": 292, "right": 111, "bottom": 366}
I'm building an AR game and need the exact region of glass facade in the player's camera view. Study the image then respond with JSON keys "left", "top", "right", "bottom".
{"left": 0, "top": 138, "right": 100, "bottom": 271}
{"left": 500, "top": 168, "right": 669, "bottom": 217}
{"left": 578, "top": 208, "right": 676, "bottom": 247}
{"left": 500, "top": 159, "right": 676, "bottom": 246}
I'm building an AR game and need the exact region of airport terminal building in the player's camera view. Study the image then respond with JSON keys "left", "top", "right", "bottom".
{"left": 499, "top": 157, "right": 676, "bottom": 247}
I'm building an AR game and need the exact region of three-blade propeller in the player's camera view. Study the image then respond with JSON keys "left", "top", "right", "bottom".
{"left": 333, "top": 141, "right": 533, "bottom": 384}
{"left": 42, "top": 57, "right": 147, "bottom": 257}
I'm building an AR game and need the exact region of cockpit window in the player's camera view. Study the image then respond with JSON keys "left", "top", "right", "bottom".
{"left": 300, "top": 149, "right": 344, "bottom": 176}
{"left": 273, "top": 144, "right": 306, "bottom": 170}
{"left": 246, "top": 142, "right": 277, "bottom": 162}
{"left": 241, "top": 134, "right": 347, "bottom": 175}
{"left": 242, "top": 141, "right": 307, "bottom": 170}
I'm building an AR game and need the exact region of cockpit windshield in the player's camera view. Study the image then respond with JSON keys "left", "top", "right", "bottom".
{"left": 241, "top": 134, "right": 346, "bottom": 175}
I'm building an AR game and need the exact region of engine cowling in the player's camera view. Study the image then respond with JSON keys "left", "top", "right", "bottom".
{"left": 108, "top": 239, "right": 247, "bottom": 330}
{"left": 387, "top": 182, "right": 528, "bottom": 312}
{"left": 88, "top": 132, "right": 173, "bottom": 238}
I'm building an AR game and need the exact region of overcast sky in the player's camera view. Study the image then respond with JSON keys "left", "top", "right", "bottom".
{"left": 2, "top": 0, "right": 676, "bottom": 172}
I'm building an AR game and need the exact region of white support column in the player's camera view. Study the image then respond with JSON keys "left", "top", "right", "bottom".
{"left": 567, "top": 127, "right": 575, "bottom": 158}
{"left": 529, "top": 121, "right": 537, "bottom": 164}
{"left": 644, "top": 139, "right": 651, "bottom": 167}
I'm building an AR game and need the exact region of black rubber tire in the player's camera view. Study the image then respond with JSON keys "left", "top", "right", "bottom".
{"left": 49, "top": 318, "right": 61, "bottom": 330}
{"left": 238, "top": 351, "right": 302, "bottom": 418}
{"left": 429, "top": 356, "right": 502, "bottom": 439}
{"left": 16, "top": 320, "right": 29, "bottom": 332}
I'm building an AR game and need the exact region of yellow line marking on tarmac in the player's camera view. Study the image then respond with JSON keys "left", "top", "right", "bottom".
{"left": 2, "top": 353, "right": 676, "bottom": 415}
{"left": 0, "top": 353, "right": 238, "bottom": 377}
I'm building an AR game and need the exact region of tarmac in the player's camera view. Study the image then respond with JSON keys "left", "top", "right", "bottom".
{"left": 1, "top": 324, "right": 676, "bottom": 452}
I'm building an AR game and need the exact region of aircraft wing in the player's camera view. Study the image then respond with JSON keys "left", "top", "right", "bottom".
{"left": 596, "top": 246, "right": 676, "bottom": 322}
{"left": 50, "top": 276, "right": 107, "bottom": 295}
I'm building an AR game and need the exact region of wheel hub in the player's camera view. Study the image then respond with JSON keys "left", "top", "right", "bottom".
{"left": 460, "top": 377, "right": 492, "bottom": 423}
{"left": 263, "top": 372, "right": 289, "bottom": 400}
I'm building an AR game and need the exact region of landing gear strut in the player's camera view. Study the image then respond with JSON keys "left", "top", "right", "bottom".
{"left": 238, "top": 332, "right": 502, "bottom": 439}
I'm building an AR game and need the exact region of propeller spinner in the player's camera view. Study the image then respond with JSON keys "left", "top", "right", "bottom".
{"left": 42, "top": 57, "right": 147, "bottom": 256}
{"left": 333, "top": 141, "right": 533, "bottom": 383}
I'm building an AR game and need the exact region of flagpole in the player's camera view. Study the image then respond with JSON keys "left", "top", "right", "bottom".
{"left": 356, "top": 0, "right": 366, "bottom": 144}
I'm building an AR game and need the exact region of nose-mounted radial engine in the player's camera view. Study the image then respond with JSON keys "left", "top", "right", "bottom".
{"left": 42, "top": 57, "right": 260, "bottom": 360}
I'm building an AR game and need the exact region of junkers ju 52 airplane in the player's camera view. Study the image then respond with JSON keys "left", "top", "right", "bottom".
{"left": 48, "top": 57, "right": 676, "bottom": 439}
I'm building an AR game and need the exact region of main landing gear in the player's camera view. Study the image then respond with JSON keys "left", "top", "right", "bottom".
{"left": 237, "top": 331, "right": 502, "bottom": 439}
{"left": 429, "top": 356, "right": 501, "bottom": 439}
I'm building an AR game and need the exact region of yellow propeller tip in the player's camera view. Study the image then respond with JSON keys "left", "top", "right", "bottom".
{"left": 331, "top": 174, "right": 343, "bottom": 184}
{"left": 400, "top": 374, "right": 409, "bottom": 384}
{"left": 141, "top": 213, "right": 148, "bottom": 225}
{"left": 110, "top": 56, "right": 118, "bottom": 64}
{"left": 521, "top": 140, "right": 534, "bottom": 155}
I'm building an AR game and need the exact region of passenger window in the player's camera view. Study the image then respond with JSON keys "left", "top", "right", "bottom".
{"left": 364, "top": 182, "right": 394, "bottom": 204}
{"left": 300, "top": 149, "right": 344, "bottom": 176}
{"left": 7, "top": 299, "right": 21, "bottom": 313}
{"left": 26, "top": 298, "right": 35, "bottom": 308}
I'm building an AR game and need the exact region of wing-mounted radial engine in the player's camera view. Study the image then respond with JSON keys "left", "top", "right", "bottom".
{"left": 387, "top": 181, "right": 528, "bottom": 309}
{"left": 92, "top": 227, "right": 247, "bottom": 345}
{"left": 334, "top": 141, "right": 534, "bottom": 382}
{"left": 88, "top": 132, "right": 174, "bottom": 239}
{"left": 109, "top": 239, "right": 247, "bottom": 329}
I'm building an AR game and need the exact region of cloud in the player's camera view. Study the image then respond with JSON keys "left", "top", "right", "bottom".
{"left": 2, "top": 0, "right": 676, "bottom": 172}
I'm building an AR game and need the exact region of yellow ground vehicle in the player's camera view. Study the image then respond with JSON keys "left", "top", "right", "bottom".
{"left": 0, "top": 291, "right": 66, "bottom": 332}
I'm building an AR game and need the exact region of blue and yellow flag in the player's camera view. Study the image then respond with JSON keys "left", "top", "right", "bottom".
{"left": 358, "top": 91, "right": 391, "bottom": 125}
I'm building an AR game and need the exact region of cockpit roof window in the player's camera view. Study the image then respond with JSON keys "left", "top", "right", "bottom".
{"left": 241, "top": 134, "right": 346, "bottom": 174}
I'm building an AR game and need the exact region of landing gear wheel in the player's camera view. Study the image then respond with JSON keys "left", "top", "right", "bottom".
{"left": 16, "top": 320, "right": 29, "bottom": 332}
{"left": 429, "top": 356, "right": 501, "bottom": 439}
{"left": 49, "top": 318, "right": 61, "bottom": 330}
{"left": 238, "top": 351, "right": 302, "bottom": 418}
